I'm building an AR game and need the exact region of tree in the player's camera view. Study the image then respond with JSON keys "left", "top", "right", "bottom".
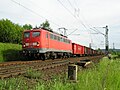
{"left": 0, "top": 19, "right": 24, "bottom": 44}
{"left": 40, "top": 20, "right": 52, "bottom": 31}
{"left": 0, "top": 19, "right": 53, "bottom": 44}
{"left": 23, "top": 24, "right": 32, "bottom": 30}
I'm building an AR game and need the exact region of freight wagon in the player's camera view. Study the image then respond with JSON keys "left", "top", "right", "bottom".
{"left": 72, "top": 43, "right": 85, "bottom": 56}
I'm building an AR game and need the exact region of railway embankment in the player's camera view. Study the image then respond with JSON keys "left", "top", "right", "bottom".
{"left": 0, "top": 42, "right": 25, "bottom": 62}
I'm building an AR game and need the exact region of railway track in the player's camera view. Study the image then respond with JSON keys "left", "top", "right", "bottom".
{"left": 0, "top": 55, "right": 103, "bottom": 79}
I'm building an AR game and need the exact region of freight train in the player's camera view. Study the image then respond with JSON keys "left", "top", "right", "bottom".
{"left": 22, "top": 28, "right": 102, "bottom": 60}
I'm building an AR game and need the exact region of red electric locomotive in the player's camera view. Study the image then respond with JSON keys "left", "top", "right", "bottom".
{"left": 22, "top": 28, "right": 72, "bottom": 60}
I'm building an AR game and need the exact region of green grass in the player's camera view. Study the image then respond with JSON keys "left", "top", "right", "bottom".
{"left": 0, "top": 42, "right": 22, "bottom": 62}
{"left": 25, "top": 68, "right": 44, "bottom": 79}
{"left": 0, "top": 57, "right": 120, "bottom": 90}
{"left": 35, "top": 57, "right": 120, "bottom": 90}
{"left": 75, "top": 58, "right": 120, "bottom": 90}
{"left": 0, "top": 77, "right": 28, "bottom": 90}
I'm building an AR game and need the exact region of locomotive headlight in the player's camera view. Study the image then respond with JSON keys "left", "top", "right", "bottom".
{"left": 37, "top": 42, "right": 40, "bottom": 46}
{"left": 25, "top": 43, "right": 29, "bottom": 46}
{"left": 23, "top": 44, "right": 26, "bottom": 47}
{"left": 33, "top": 42, "right": 39, "bottom": 46}
{"left": 33, "top": 42, "right": 37, "bottom": 46}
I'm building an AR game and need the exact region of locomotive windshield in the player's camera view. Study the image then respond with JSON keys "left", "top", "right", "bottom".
{"left": 24, "top": 32, "right": 30, "bottom": 38}
{"left": 32, "top": 31, "right": 40, "bottom": 37}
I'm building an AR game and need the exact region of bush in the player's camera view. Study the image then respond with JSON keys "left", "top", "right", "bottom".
{"left": 0, "top": 42, "right": 25, "bottom": 62}
{"left": 0, "top": 19, "right": 24, "bottom": 44}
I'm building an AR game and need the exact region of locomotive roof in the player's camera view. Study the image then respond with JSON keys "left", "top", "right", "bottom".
{"left": 24, "top": 28, "right": 68, "bottom": 38}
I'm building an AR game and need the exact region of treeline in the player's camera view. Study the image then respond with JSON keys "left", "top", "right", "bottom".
{"left": 0, "top": 19, "right": 32, "bottom": 44}
{"left": 0, "top": 19, "right": 52, "bottom": 44}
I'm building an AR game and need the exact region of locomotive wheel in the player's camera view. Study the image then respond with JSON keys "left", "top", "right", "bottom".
{"left": 50, "top": 52, "right": 55, "bottom": 60}
{"left": 41, "top": 54, "right": 47, "bottom": 61}
{"left": 67, "top": 53, "right": 71, "bottom": 58}
{"left": 58, "top": 53, "right": 63, "bottom": 59}
{"left": 46, "top": 52, "right": 50, "bottom": 59}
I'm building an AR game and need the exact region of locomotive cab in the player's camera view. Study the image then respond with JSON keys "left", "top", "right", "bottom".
{"left": 22, "top": 29, "right": 44, "bottom": 58}
{"left": 22, "top": 30, "right": 41, "bottom": 49}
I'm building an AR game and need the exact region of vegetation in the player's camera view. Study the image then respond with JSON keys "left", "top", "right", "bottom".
{"left": 25, "top": 68, "right": 43, "bottom": 79}
{"left": 0, "top": 19, "right": 24, "bottom": 44}
{"left": 0, "top": 42, "right": 23, "bottom": 62}
{"left": 40, "top": 20, "right": 53, "bottom": 32}
{"left": 23, "top": 24, "right": 32, "bottom": 30}
{"left": 0, "top": 19, "right": 33, "bottom": 44}
{"left": 0, "top": 57, "right": 120, "bottom": 90}
{"left": 0, "top": 19, "right": 52, "bottom": 44}
{"left": 0, "top": 78, "right": 28, "bottom": 90}
{"left": 35, "top": 57, "right": 120, "bottom": 90}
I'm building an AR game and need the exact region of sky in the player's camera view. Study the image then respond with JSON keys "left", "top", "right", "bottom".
{"left": 0, "top": 0, "right": 120, "bottom": 49}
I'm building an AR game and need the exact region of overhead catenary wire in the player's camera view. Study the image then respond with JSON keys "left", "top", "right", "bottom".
{"left": 67, "top": 0, "right": 104, "bottom": 48}
{"left": 57, "top": 0, "right": 94, "bottom": 47}
{"left": 58, "top": 0, "right": 93, "bottom": 40}
{"left": 58, "top": 0, "right": 96, "bottom": 37}
{"left": 11, "top": 0, "right": 61, "bottom": 27}
{"left": 76, "top": 16, "right": 105, "bottom": 47}
{"left": 68, "top": 0, "right": 104, "bottom": 47}
{"left": 57, "top": 0, "right": 75, "bottom": 17}
{"left": 67, "top": 0, "right": 80, "bottom": 17}
{"left": 67, "top": 0, "right": 75, "bottom": 10}
{"left": 67, "top": 29, "right": 78, "bottom": 36}
{"left": 67, "top": 0, "right": 101, "bottom": 36}
{"left": 73, "top": 0, "right": 79, "bottom": 9}
{"left": 93, "top": 27, "right": 105, "bottom": 36}
{"left": 28, "top": 0, "right": 66, "bottom": 26}
{"left": 12, "top": 0, "right": 91, "bottom": 35}
{"left": 57, "top": 0, "right": 91, "bottom": 32}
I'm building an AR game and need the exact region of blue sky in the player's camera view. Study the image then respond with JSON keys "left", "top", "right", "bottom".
{"left": 0, "top": 0, "right": 120, "bottom": 49}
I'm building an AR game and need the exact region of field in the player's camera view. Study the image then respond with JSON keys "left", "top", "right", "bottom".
{"left": 0, "top": 57, "right": 120, "bottom": 90}
{"left": 0, "top": 42, "right": 22, "bottom": 62}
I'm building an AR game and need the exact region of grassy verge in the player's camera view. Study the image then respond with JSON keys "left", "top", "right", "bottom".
{"left": 0, "top": 42, "right": 23, "bottom": 62}
{"left": 0, "top": 57, "right": 120, "bottom": 90}
{"left": 76, "top": 57, "right": 120, "bottom": 90}
{"left": 35, "top": 58, "right": 120, "bottom": 90}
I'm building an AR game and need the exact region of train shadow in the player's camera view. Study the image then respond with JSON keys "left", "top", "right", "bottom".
{"left": 2, "top": 49, "right": 26, "bottom": 62}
